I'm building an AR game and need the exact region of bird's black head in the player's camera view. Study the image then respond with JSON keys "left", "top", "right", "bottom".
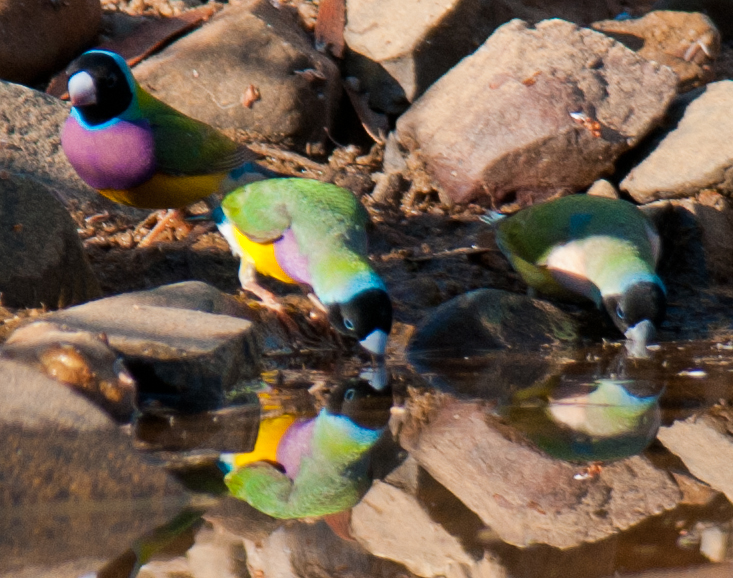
{"left": 603, "top": 281, "right": 666, "bottom": 334}
{"left": 327, "top": 378, "right": 393, "bottom": 430}
{"left": 66, "top": 51, "right": 133, "bottom": 126}
{"left": 327, "top": 288, "right": 393, "bottom": 356}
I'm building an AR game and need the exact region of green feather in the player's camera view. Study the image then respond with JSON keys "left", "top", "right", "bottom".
{"left": 133, "top": 85, "right": 256, "bottom": 176}
{"left": 221, "top": 178, "right": 380, "bottom": 303}
{"left": 496, "top": 195, "right": 660, "bottom": 299}
{"left": 225, "top": 411, "right": 381, "bottom": 519}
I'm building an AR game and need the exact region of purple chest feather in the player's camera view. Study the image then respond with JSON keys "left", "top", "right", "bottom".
{"left": 274, "top": 229, "right": 312, "bottom": 285}
{"left": 276, "top": 419, "right": 315, "bottom": 479}
{"left": 62, "top": 116, "right": 156, "bottom": 190}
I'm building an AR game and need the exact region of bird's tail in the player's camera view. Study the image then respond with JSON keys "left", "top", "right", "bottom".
{"left": 479, "top": 210, "right": 507, "bottom": 227}
{"left": 226, "top": 161, "right": 283, "bottom": 188}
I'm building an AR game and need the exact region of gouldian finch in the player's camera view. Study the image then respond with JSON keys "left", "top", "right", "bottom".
{"left": 61, "top": 50, "right": 265, "bottom": 243}
{"left": 215, "top": 178, "right": 393, "bottom": 357}
{"left": 491, "top": 195, "right": 665, "bottom": 344}
{"left": 222, "top": 379, "right": 391, "bottom": 519}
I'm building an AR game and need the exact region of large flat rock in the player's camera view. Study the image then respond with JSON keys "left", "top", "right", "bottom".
{"left": 622, "top": 81, "right": 733, "bottom": 203}
{"left": 401, "top": 400, "right": 681, "bottom": 549}
{"left": 396, "top": 18, "right": 677, "bottom": 204}
{"left": 49, "top": 282, "right": 260, "bottom": 411}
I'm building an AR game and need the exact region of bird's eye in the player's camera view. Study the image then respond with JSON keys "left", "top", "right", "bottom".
{"left": 105, "top": 74, "right": 118, "bottom": 87}
{"left": 344, "top": 388, "right": 356, "bottom": 401}
{"left": 344, "top": 318, "right": 355, "bottom": 330}
{"left": 616, "top": 304, "right": 625, "bottom": 319}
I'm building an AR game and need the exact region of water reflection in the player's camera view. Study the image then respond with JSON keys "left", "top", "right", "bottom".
{"left": 222, "top": 378, "right": 392, "bottom": 519}
{"left": 506, "top": 377, "right": 662, "bottom": 462}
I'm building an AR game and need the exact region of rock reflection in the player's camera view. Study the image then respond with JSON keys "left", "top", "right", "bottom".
{"left": 222, "top": 378, "right": 392, "bottom": 519}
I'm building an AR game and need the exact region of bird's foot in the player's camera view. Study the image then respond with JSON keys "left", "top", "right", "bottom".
{"left": 242, "top": 283, "right": 300, "bottom": 334}
{"left": 136, "top": 209, "right": 192, "bottom": 247}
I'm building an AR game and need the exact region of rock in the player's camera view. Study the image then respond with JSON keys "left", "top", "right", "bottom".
{"left": 650, "top": 191, "right": 733, "bottom": 282}
{"left": 406, "top": 289, "right": 580, "bottom": 397}
{"left": 408, "top": 288, "right": 580, "bottom": 357}
{"left": 657, "top": 410, "right": 733, "bottom": 504}
{"left": 593, "top": 11, "right": 720, "bottom": 92}
{"left": 0, "top": 174, "right": 101, "bottom": 309}
{"left": 0, "top": 358, "right": 187, "bottom": 573}
{"left": 396, "top": 19, "right": 678, "bottom": 205}
{"left": 185, "top": 523, "right": 249, "bottom": 578}
{"left": 0, "top": 559, "right": 108, "bottom": 578}
{"left": 0, "top": 81, "right": 124, "bottom": 213}
{"left": 654, "top": 0, "right": 733, "bottom": 40}
{"left": 621, "top": 81, "right": 733, "bottom": 204}
{"left": 134, "top": 0, "right": 341, "bottom": 153}
{"left": 352, "top": 480, "right": 499, "bottom": 578}
{"left": 343, "top": 0, "right": 497, "bottom": 113}
{"left": 587, "top": 179, "right": 620, "bottom": 198}
{"left": 49, "top": 282, "right": 261, "bottom": 412}
{"left": 2, "top": 321, "right": 135, "bottom": 421}
{"left": 345, "top": 0, "right": 618, "bottom": 114}
{"left": 242, "top": 521, "right": 419, "bottom": 578}
{"left": 400, "top": 400, "right": 681, "bottom": 549}
{"left": 0, "top": 0, "right": 100, "bottom": 84}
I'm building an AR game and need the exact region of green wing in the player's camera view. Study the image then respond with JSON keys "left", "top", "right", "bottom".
{"left": 225, "top": 459, "right": 366, "bottom": 519}
{"left": 138, "top": 90, "right": 258, "bottom": 176}
{"left": 496, "top": 195, "right": 657, "bottom": 266}
{"left": 222, "top": 178, "right": 370, "bottom": 247}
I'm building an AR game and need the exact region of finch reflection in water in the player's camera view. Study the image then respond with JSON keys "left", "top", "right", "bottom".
{"left": 508, "top": 377, "right": 663, "bottom": 463}
{"left": 221, "top": 378, "right": 392, "bottom": 519}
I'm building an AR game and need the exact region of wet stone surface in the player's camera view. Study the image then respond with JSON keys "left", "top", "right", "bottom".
{"left": 5, "top": 0, "right": 733, "bottom": 576}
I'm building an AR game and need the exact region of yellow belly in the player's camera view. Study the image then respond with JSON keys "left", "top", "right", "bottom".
{"left": 100, "top": 172, "right": 227, "bottom": 209}
{"left": 232, "top": 226, "right": 297, "bottom": 284}
{"left": 230, "top": 414, "right": 297, "bottom": 469}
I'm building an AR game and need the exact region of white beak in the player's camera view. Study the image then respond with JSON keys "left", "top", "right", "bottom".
{"left": 359, "top": 329, "right": 388, "bottom": 356}
{"left": 68, "top": 71, "right": 97, "bottom": 107}
{"left": 624, "top": 319, "right": 656, "bottom": 358}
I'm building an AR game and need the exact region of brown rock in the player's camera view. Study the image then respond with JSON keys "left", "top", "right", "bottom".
{"left": 401, "top": 400, "right": 681, "bottom": 549}
{"left": 396, "top": 19, "right": 678, "bottom": 204}
{"left": 0, "top": 359, "right": 187, "bottom": 573}
{"left": 186, "top": 523, "right": 249, "bottom": 578}
{"left": 657, "top": 410, "right": 733, "bottom": 504}
{"left": 49, "top": 282, "right": 261, "bottom": 411}
{"left": 344, "top": 0, "right": 497, "bottom": 113}
{"left": 351, "top": 480, "right": 488, "bottom": 578}
{"left": 587, "top": 179, "right": 620, "bottom": 199}
{"left": 134, "top": 0, "right": 341, "bottom": 153}
{"left": 593, "top": 10, "right": 720, "bottom": 92}
{"left": 0, "top": 0, "right": 100, "bottom": 84}
{"left": 0, "top": 174, "right": 101, "bottom": 309}
{"left": 242, "top": 521, "right": 419, "bottom": 578}
{"left": 647, "top": 191, "right": 733, "bottom": 282}
{"left": 0, "top": 80, "right": 127, "bottom": 213}
{"left": 2, "top": 321, "right": 135, "bottom": 421}
{"left": 621, "top": 81, "right": 733, "bottom": 204}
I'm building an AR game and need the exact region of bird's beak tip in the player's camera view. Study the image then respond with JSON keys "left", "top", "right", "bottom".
{"left": 68, "top": 71, "right": 97, "bottom": 107}
{"left": 359, "top": 330, "right": 388, "bottom": 357}
{"left": 624, "top": 319, "right": 657, "bottom": 358}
